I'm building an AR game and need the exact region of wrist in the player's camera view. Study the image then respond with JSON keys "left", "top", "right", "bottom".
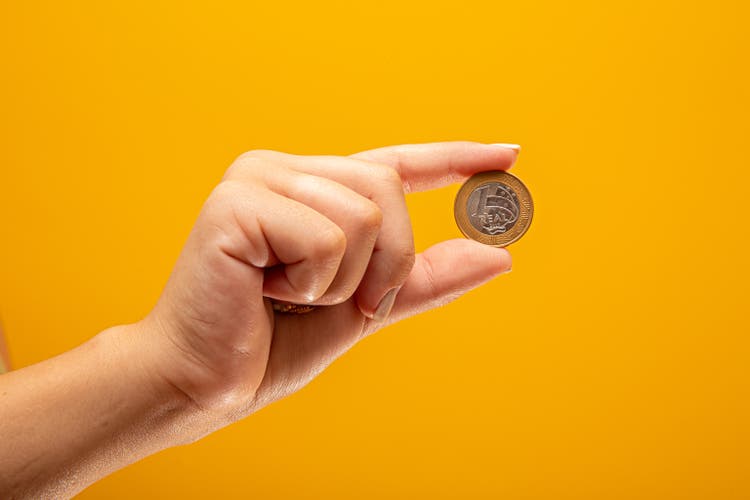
{"left": 97, "top": 322, "right": 205, "bottom": 446}
{"left": 0, "top": 321, "right": 212, "bottom": 498}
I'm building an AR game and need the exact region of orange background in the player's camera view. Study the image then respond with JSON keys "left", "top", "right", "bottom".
{"left": 1, "top": 1, "right": 749, "bottom": 498}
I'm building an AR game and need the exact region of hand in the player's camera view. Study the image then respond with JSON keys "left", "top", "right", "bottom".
{"left": 142, "top": 141, "right": 517, "bottom": 438}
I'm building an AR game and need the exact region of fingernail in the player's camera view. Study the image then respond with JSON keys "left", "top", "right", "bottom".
{"left": 500, "top": 267, "right": 512, "bottom": 275}
{"left": 373, "top": 287, "right": 400, "bottom": 322}
{"left": 489, "top": 143, "right": 521, "bottom": 152}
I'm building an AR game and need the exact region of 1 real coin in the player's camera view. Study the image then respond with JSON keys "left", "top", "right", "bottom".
{"left": 454, "top": 170, "right": 533, "bottom": 247}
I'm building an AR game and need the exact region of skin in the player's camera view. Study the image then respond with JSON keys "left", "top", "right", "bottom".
{"left": 0, "top": 324, "right": 8, "bottom": 373}
{"left": 0, "top": 141, "right": 517, "bottom": 498}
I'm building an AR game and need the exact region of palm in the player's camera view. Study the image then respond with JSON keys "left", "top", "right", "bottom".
{"left": 252, "top": 299, "right": 369, "bottom": 410}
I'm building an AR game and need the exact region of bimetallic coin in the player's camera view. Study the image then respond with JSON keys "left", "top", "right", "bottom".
{"left": 454, "top": 170, "right": 533, "bottom": 247}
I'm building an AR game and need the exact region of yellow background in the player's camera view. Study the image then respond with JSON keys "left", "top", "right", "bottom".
{"left": 1, "top": 1, "right": 748, "bottom": 498}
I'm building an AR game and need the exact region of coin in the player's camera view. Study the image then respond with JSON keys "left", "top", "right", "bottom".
{"left": 271, "top": 300, "right": 316, "bottom": 314}
{"left": 454, "top": 170, "right": 533, "bottom": 247}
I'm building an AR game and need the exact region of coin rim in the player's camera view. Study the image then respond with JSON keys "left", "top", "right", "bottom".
{"left": 454, "top": 170, "right": 534, "bottom": 247}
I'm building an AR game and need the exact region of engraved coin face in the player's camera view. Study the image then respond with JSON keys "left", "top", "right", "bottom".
{"left": 454, "top": 171, "right": 533, "bottom": 247}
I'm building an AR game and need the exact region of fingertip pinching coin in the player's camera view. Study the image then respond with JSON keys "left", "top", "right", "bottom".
{"left": 454, "top": 170, "right": 533, "bottom": 247}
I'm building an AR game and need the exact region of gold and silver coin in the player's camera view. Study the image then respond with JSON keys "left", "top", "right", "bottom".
{"left": 454, "top": 170, "right": 533, "bottom": 247}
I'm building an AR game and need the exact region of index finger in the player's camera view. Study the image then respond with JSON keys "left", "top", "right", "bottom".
{"left": 350, "top": 141, "right": 520, "bottom": 193}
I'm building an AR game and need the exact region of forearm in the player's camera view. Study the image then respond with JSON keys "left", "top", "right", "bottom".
{"left": 0, "top": 323, "right": 195, "bottom": 499}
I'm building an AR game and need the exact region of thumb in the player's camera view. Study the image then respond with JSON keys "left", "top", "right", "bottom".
{"left": 385, "top": 239, "right": 512, "bottom": 325}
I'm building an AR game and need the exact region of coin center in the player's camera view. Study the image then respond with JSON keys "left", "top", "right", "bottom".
{"left": 466, "top": 181, "right": 520, "bottom": 235}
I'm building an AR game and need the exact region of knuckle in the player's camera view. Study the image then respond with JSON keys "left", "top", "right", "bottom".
{"left": 313, "top": 225, "right": 347, "bottom": 261}
{"left": 207, "top": 180, "right": 244, "bottom": 206}
{"left": 352, "top": 199, "right": 383, "bottom": 232}
{"left": 211, "top": 178, "right": 262, "bottom": 203}
{"left": 225, "top": 150, "right": 274, "bottom": 179}
{"left": 201, "top": 182, "right": 249, "bottom": 232}
{"left": 204, "top": 182, "right": 264, "bottom": 231}
{"left": 289, "top": 173, "right": 324, "bottom": 197}
{"left": 376, "top": 164, "right": 402, "bottom": 187}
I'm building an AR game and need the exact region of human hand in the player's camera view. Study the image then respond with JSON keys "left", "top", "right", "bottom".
{"left": 140, "top": 141, "right": 518, "bottom": 439}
